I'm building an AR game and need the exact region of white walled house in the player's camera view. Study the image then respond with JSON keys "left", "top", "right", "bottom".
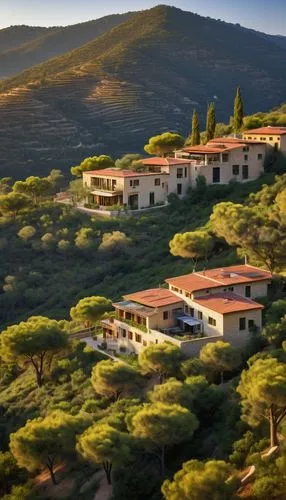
{"left": 101, "top": 265, "right": 271, "bottom": 356}
{"left": 242, "top": 126, "right": 286, "bottom": 154}
{"left": 82, "top": 137, "right": 267, "bottom": 213}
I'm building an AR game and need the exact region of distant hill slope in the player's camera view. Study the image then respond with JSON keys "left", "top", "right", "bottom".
{"left": 1, "top": 5, "right": 286, "bottom": 177}
{"left": 0, "top": 13, "right": 134, "bottom": 79}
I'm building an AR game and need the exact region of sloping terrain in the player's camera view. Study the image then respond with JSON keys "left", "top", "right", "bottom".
{"left": 1, "top": 5, "right": 286, "bottom": 177}
{"left": 0, "top": 13, "right": 134, "bottom": 79}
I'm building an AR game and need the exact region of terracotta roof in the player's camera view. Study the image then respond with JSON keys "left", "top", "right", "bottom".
{"left": 243, "top": 127, "right": 286, "bottom": 136}
{"left": 209, "top": 138, "right": 263, "bottom": 145}
{"left": 84, "top": 169, "right": 168, "bottom": 178}
{"left": 194, "top": 292, "right": 264, "bottom": 315}
{"left": 166, "top": 265, "right": 272, "bottom": 293}
{"left": 124, "top": 288, "right": 183, "bottom": 308}
{"left": 141, "top": 157, "right": 192, "bottom": 166}
{"left": 183, "top": 146, "right": 225, "bottom": 154}
{"left": 183, "top": 142, "right": 250, "bottom": 154}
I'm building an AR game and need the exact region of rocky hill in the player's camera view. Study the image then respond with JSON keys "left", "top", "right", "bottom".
{"left": 1, "top": 5, "right": 286, "bottom": 177}
{"left": 0, "top": 14, "right": 134, "bottom": 79}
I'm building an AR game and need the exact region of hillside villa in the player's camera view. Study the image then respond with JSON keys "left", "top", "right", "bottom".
{"left": 101, "top": 264, "right": 271, "bottom": 356}
{"left": 83, "top": 137, "right": 266, "bottom": 211}
{"left": 242, "top": 126, "right": 286, "bottom": 153}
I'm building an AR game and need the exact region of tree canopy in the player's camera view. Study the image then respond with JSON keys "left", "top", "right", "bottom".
{"left": 77, "top": 423, "right": 132, "bottom": 484}
{"left": 70, "top": 155, "right": 114, "bottom": 177}
{"left": 237, "top": 357, "right": 286, "bottom": 447}
{"left": 190, "top": 110, "right": 200, "bottom": 146}
{"left": 0, "top": 316, "right": 68, "bottom": 387}
{"left": 144, "top": 133, "right": 185, "bottom": 157}
{"left": 91, "top": 360, "right": 142, "bottom": 400}
{"left": 162, "top": 459, "right": 235, "bottom": 500}
{"left": 200, "top": 341, "right": 241, "bottom": 383}
{"left": 70, "top": 296, "right": 112, "bottom": 326}
{"left": 138, "top": 342, "right": 183, "bottom": 383}
{"left": 169, "top": 230, "right": 214, "bottom": 270}
{"left": 131, "top": 402, "right": 198, "bottom": 475}
{"left": 13, "top": 176, "right": 52, "bottom": 203}
{"left": 0, "top": 192, "right": 31, "bottom": 219}
{"left": 206, "top": 102, "right": 216, "bottom": 142}
{"left": 233, "top": 86, "right": 244, "bottom": 133}
{"left": 10, "top": 411, "right": 89, "bottom": 485}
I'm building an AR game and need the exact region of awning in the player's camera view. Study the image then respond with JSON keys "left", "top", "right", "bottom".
{"left": 91, "top": 190, "right": 123, "bottom": 197}
{"left": 177, "top": 315, "right": 202, "bottom": 326}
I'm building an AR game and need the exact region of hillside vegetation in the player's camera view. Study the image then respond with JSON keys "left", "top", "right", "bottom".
{"left": 0, "top": 13, "right": 134, "bottom": 79}
{"left": 1, "top": 5, "right": 286, "bottom": 177}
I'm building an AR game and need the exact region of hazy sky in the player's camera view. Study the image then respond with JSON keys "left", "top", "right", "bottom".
{"left": 1, "top": 0, "right": 286, "bottom": 35}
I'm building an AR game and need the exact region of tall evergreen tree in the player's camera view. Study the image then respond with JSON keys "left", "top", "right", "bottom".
{"left": 206, "top": 102, "right": 216, "bottom": 142}
{"left": 190, "top": 110, "right": 200, "bottom": 146}
{"left": 233, "top": 86, "right": 244, "bottom": 133}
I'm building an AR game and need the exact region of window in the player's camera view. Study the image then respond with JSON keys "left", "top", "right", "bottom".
{"left": 128, "top": 331, "right": 133, "bottom": 340}
{"left": 247, "top": 137, "right": 252, "bottom": 140}
{"left": 212, "top": 167, "right": 220, "bottom": 183}
{"left": 163, "top": 311, "right": 169, "bottom": 320}
{"left": 248, "top": 319, "right": 255, "bottom": 330}
{"left": 245, "top": 285, "right": 251, "bottom": 298}
{"left": 232, "top": 165, "right": 239, "bottom": 176}
{"left": 122, "top": 329, "right": 127, "bottom": 338}
{"left": 208, "top": 316, "right": 217, "bottom": 326}
{"left": 130, "top": 179, "right": 139, "bottom": 187}
{"left": 190, "top": 308, "right": 194, "bottom": 316}
{"left": 222, "top": 153, "right": 229, "bottom": 162}
{"left": 243, "top": 146, "right": 249, "bottom": 152}
{"left": 242, "top": 165, "right": 249, "bottom": 179}
{"left": 135, "top": 333, "right": 142, "bottom": 343}
{"left": 198, "top": 311, "right": 203, "bottom": 320}
{"left": 172, "top": 287, "right": 179, "bottom": 292}
{"left": 239, "top": 317, "right": 246, "bottom": 331}
{"left": 177, "top": 168, "right": 183, "bottom": 178}
{"left": 184, "top": 167, "right": 188, "bottom": 177}
{"left": 177, "top": 184, "right": 182, "bottom": 195}
{"left": 257, "top": 154, "right": 263, "bottom": 160}
{"left": 228, "top": 286, "right": 234, "bottom": 292}
{"left": 269, "top": 137, "right": 273, "bottom": 141}
{"left": 149, "top": 192, "right": 155, "bottom": 205}
{"left": 155, "top": 178, "right": 161, "bottom": 186}
{"left": 244, "top": 154, "right": 248, "bottom": 161}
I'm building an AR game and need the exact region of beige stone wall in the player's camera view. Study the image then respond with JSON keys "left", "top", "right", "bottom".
{"left": 122, "top": 174, "right": 167, "bottom": 208}
{"left": 161, "top": 163, "right": 192, "bottom": 198}
{"left": 147, "top": 302, "right": 185, "bottom": 330}
{"left": 223, "top": 309, "right": 262, "bottom": 347}
{"left": 243, "top": 132, "right": 286, "bottom": 154}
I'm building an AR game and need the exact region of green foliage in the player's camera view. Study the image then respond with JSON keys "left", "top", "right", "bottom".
{"left": 0, "top": 316, "right": 68, "bottom": 387}
{"left": 70, "top": 296, "right": 112, "bottom": 325}
{"left": 199, "top": 341, "right": 241, "bottom": 383}
{"left": 169, "top": 230, "right": 214, "bottom": 268}
{"left": 144, "top": 133, "right": 185, "bottom": 157}
{"left": 99, "top": 231, "right": 132, "bottom": 251}
{"left": 70, "top": 155, "right": 114, "bottom": 177}
{"left": 0, "top": 452, "right": 27, "bottom": 496}
{"left": 0, "top": 193, "right": 31, "bottom": 219}
{"left": 138, "top": 342, "right": 183, "bottom": 383}
{"left": 10, "top": 410, "right": 90, "bottom": 484}
{"left": 131, "top": 402, "right": 198, "bottom": 474}
{"left": 262, "top": 316, "right": 286, "bottom": 348}
{"left": 162, "top": 459, "right": 236, "bottom": 500}
{"left": 91, "top": 360, "right": 143, "bottom": 400}
{"left": 115, "top": 154, "right": 143, "bottom": 170}
{"left": 77, "top": 423, "right": 132, "bottom": 484}
{"left": 237, "top": 357, "right": 286, "bottom": 446}
{"left": 233, "top": 86, "right": 244, "bottom": 133}
{"left": 206, "top": 102, "right": 216, "bottom": 142}
{"left": 190, "top": 110, "right": 200, "bottom": 146}
{"left": 265, "top": 299, "right": 286, "bottom": 324}
{"left": 17, "top": 225, "right": 36, "bottom": 241}
{"left": 13, "top": 176, "right": 52, "bottom": 203}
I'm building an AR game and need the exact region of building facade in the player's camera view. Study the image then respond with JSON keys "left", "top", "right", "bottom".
{"left": 242, "top": 126, "right": 286, "bottom": 154}
{"left": 101, "top": 265, "right": 271, "bottom": 357}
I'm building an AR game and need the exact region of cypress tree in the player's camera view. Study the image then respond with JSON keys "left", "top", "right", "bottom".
{"left": 206, "top": 102, "right": 216, "bottom": 142}
{"left": 190, "top": 110, "right": 200, "bottom": 146}
{"left": 233, "top": 86, "right": 244, "bottom": 133}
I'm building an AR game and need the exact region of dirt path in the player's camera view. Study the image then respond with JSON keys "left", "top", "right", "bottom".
{"left": 94, "top": 469, "right": 113, "bottom": 500}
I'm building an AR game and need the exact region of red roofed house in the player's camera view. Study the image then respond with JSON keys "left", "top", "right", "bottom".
{"left": 101, "top": 264, "right": 271, "bottom": 356}
{"left": 242, "top": 126, "right": 286, "bottom": 153}
{"left": 175, "top": 138, "right": 266, "bottom": 185}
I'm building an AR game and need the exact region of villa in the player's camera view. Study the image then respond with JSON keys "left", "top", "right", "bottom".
{"left": 242, "top": 126, "right": 286, "bottom": 153}
{"left": 101, "top": 264, "right": 272, "bottom": 356}
{"left": 83, "top": 138, "right": 266, "bottom": 212}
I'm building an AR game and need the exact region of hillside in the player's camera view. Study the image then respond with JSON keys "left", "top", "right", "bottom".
{"left": 0, "top": 14, "right": 134, "bottom": 79}
{"left": 2, "top": 5, "right": 286, "bottom": 177}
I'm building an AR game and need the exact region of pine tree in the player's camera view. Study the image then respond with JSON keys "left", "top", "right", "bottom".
{"left": 206, "top": 102, "right": 216, "bottom": 142}
{"left": 233, "top": 86, "right": 244, "bottom": 133}
{"left": 190, "top": 110, "right": 200, "bottom": 146}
